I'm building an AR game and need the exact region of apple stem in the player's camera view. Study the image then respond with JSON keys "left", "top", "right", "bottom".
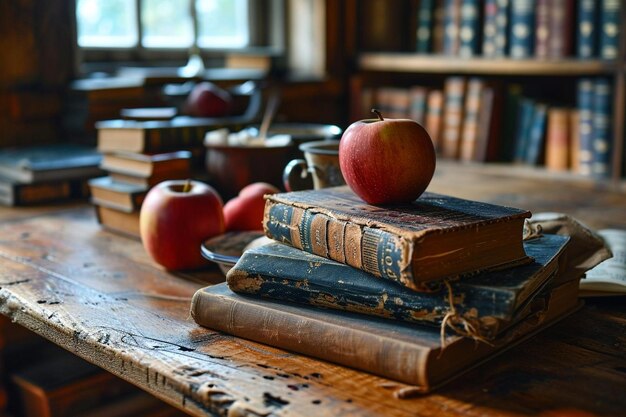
{"left": 182, "top": 179, "right": 192, "bottom": 193}
{"left": 371, "top": 109, "right": 384, "bottom": 121}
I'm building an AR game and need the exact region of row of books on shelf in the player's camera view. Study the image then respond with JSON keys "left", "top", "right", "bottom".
{"left": 362, "top": 75, "right": 613, "bottom": 177}
{"left": 416, "top": 0, "right": 621, "bottom": 60}
{"left": 192, "top": 186, "right": 595, "bottom": 391}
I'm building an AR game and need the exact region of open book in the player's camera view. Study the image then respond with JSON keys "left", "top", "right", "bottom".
{"left": 580, "top": 229, "right": 626, "bottom": 297}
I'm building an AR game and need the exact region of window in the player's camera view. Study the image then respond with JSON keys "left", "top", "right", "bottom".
{"left": 76, "top": 0, "right": 252, "bottom": 51}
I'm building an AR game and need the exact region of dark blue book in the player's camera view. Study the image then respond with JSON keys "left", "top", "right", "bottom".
{"left": 576, "top": 0, "right": 597, "bottom": 58}
{"left": 482, "top": 0, "right": 499, "bottom": 57}
{"left": 499, "top": 84, "right": 523, "bottom": 161}
{"left": 577, "top": 78, "right": 595, "bottom": 176}
{"left": 416, "top": 0, "right": 435, "bottom": 53}
{"left": 513, "top": 98, "right": 535, "bottom": 163}
{"left": 458, "top": 0, "right": 481, "bottom": 56}
{"left": 508, "top": 0, "right": 536, "bottom": 58}
{"left": 493, "top": 0, "right": 510, "bottom": 56}
{"left": 227, "top": 235, "right": 569, "bottom": 340}
{"left": 591, "top": 78, "right": 613, "bottom": 177}
{"left": 599, "top": 0, "right": 620, "bottom": 59}
{"left": 524, "top": 102, "right": 548, "bottom": 165}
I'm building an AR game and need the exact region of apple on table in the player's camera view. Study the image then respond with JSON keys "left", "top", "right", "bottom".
{"left": 339, "top": 109, "right": 436, "bottom": 205}
{"left": 223, "top": 182, "right": 280, "bottom": 231}
{"left": 140, "top": 180, "right": 225, "bottom": 270}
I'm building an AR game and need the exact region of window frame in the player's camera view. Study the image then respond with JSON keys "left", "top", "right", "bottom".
{"left": 74, "top": 0, "right": 285, "bottom": 73}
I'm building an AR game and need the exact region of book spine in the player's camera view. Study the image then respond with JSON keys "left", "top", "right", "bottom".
{"left": 545, "top": 108, "right": 571, "bottom": 171}
{"left": 459, "top": 78, "right": 484, "bottom": 161}
{"left": 524, "top": 102, "right": 548, "bottom": 165}
{"left": 513, "top": 98, "right": 536, "bottom": 163}
{"left": 443, "top": 0, "right": 461, "bottom": 55}
{"left": 547, "top": 0, "right": 573, "bottom": 58}
{"left": 458, "top": 0, "right": 481, "bottom": 57}
{"left": 509, "top": 0, "right": 536, "bottom": 58}
{"left": 474, "top": 86, "right": 498, "bottom": 162}
{"left": 591, "top": 78, "right": 612, "bottom": 177}
{"left": 576, "top": 0, "right": 597, "bottom": 58}
{"left": 569, "top": 109, "right": 581, "bottom": 172}
{"left": 599, "top": 0, "right": 620, "bottom": 59}
{"left": 576, "top": 78, "right": 595, "bottom": 176}
{"left": 482, "top": 0, "right": 499, "bottom": 57}
{"left": 264, "top": 201, "right": 414, "bottom": 287}
{"left": 534, "top": 0, "right": 550, "bottom": 59}
{"left": 416, "top": 0, "right": 435, "bottom": 53}
{"left": 494, "top": 0, "right": 509, "bottom": 56}
{"left": 409, "top": 86, "right": 428, "bottom": 124}
{"left": 432, "top": 0, "right": 446, "bottom": 53}
{"left": 441, "top": 77, "right": 467, "bottom": 159}
{"left": 425, "top": 89, "right": 444, "bottom": 151}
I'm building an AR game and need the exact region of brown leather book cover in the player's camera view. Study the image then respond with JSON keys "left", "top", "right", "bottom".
{"left": 191, "top": 280, "right": 581, "bottom": 392}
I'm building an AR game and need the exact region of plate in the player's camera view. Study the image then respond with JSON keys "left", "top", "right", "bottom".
{"left": 201, "top": 231, "right": 270, "bottom": 275}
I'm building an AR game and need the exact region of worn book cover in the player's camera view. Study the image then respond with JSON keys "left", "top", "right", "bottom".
{"left": 191, "top": 279, "right": 581, "bottom": 392}
{"left": 100, "top": 150, "right": 192, "bottom": 178}
{"left": 264, "top": 187, "right": 531, "bottom": 290}
{"left": 88, "top": 176, "right": 147, "bottom": 213}
{"left": 227, "top": 235, "right": 568, "bottom": 339}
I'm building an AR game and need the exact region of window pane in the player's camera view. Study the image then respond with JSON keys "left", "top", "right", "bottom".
{"left": 197, "top": 0, "right": 249, "bottom": 48}
{"left": 142, "top": 0, "right": 194, "bottom": 48}
{"left": 76, "top": 0, "right": 138, "bottom": 47}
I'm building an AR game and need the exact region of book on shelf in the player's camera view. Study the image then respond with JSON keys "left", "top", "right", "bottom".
{"left": 94, "top": 204, "right": 141, "bottom": 239}
{"left": 191, "top": 277, "right": 581, "bottom": 393}
{"left": 547, "top": 0, "right": 573, "bottom": 58}
{"left": 513, "top": 98, "right": 536, "bottom": 163}
{"left": 524, "top": 102, "right": 548, "bottom": 166}
{"left": 442, "top": 0, "right": 462, "bottom": 55}
{"left": 474, "top": 84, "right": 502, "bottom": 162}
{"left": 534, "top": 0, "right": 550, "bottom": 58}
{"left": 482, "top": 0, "right": 499, "bottom": 57}
{"left": 88, "top": 176, "right": 147, "bottom": 213}
{"left": 441, "top": 76, "right": 467, "bottom": 159}
{"left": 576, "top": 0, "right": 597, "bottom": 58}
{"left": 99, "top": 150, "right": 192, "bottom": 178}
{"left": 599, "top": 0, "right": 620, "bottom": 60}
{"left": 545, "top": 107, "right": 571, "bottom": 171}
{"left": 227, "top": 234, "right": 568, "bottom": 340}
{"left": 96, "top": 117, "right": 232, "bottom": 153}
{"left": 374, "top": 87, "right": 410, "bottom": 119}
{"left": 263, "top": 186, "right": 531, "bottom": 291}
{"left": 576, "top": 78, "right": 595, "bottom": 176}
{"left": 498, "top": 84, "right": 523, "bottom": 161}
{"left": 458, "top": 0, "right": 481, "bottom": 57}
{"left": 508, "top": 0, "right": 536, "bottom": 58}
{"left": 459, "top": 77, "right": 484, "bottom": 161}
{"left": 416, "top": 0, "right": 435, "bottom": 53}
{"left": 569, "top": 109, "right": 581, "bottom": 173}
{"left": 432, "top": 0, "right": 446, "bottom": 53}
{"left": 591, "top": 78, "right": 612, "bottom": 177}
{"left": 0, "top": 144, "right": 103, "bottom": 183}
{"left": 409, "top": 86, "right": 429, "bottom": 125}
{"left": 580, "top": 229, "right": 626, "bottom": 297}
{"left": 425, "top": 89, "right": 444, "bottom": 151}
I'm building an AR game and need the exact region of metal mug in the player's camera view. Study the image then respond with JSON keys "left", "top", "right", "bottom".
{"left": 283, "top": 141, "right": 345, "bottom": 191}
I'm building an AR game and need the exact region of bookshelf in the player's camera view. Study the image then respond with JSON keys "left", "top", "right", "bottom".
{"left": 346, "top": 0, "right": 626, "bottom": 185}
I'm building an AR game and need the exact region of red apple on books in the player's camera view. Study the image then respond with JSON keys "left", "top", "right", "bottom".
{"left": 140, "top": 180, "right": 225, "bottom": 270}
{"left": 223, "top": 182, "right": 280, "bottom": 231}
{"left": 339, "top": 109, "right": 436, "bottom": 205}
{"left": 185, "top": 81, "right": 233, "bottom": 117}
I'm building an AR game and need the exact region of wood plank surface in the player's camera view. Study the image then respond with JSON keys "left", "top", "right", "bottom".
{"left": 0, "top": 164, "right": 625, "bottom": 416}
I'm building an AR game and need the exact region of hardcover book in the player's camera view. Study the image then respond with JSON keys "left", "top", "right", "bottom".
{"left": 94, "top": 204, "right": 141, "bottom": 239}
{"left": 425, "top": 89, "right": 444, "bottom": 151}
{"left": 191, "top": 279, "right": 581, "bottom": 392}
{"left": 0, "top": 144, "right": 103, "bottom": 183}
{"left": 0, "top": 177, "right": 85, "bottom": 207}
{"left": 99, "top": 150, "right": 192, "bottom": 178}
{"left": 599, "top": 0, "right": 620, "bottom": 60}
{"left": 458, "top": 0, "right": 481, "bottom": 57}
{"left": 416, "top": 0, "right": 434, "bottom": 53}
{"left": 263, "top": 187, "right": 531, "bottom": 290}
{"left": 576, "top": 78, "right": 595, "bottom": 176}
{"left": 545, "top": 108, "right": 571, "bottom": 171}
{"left": 576, "top": 0, "right": 597, "bottom": 58}
{"left": 508, "top": 0, "right": 536, "bottom": 58}
{"left": 441, "top": 76, "right": 467, "bottom": 159}
{"left": 227, "top": 235, "right": 569, "bottom": 340}
{"left": 591, "top": 78, "right": 612, "bottom": 177}
{"left": 88, "top": 176, "right": 147, "bottom": 213}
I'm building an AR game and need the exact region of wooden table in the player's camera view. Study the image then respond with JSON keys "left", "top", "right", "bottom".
{"left": 0, "top": 163, "right": 625, "bottom": 417}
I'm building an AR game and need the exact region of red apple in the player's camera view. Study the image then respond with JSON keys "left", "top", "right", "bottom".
{"left": 339, "top": 109, "right": 436, "bottom": 205}
{"left": 224, "top": 182, "right": 279, "bottom": 231}
{"left": 140, "top": 180, "right": 225, "bottom": 270}
{"left": 185, "top": 81, "right": 233, "bottom": 117}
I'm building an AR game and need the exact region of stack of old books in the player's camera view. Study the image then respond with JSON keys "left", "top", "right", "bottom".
{"left": 191, "top": 187, "right": 582, "bottom": 392}
{"left": 89, "top": 118, "right": 203, "bottom": 238}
